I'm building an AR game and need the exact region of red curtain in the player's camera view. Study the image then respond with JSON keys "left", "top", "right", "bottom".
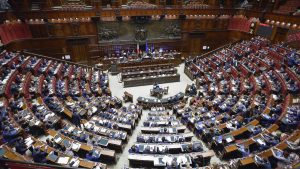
{"left": 0, "top": 23, "right": 32, "bottom": 44}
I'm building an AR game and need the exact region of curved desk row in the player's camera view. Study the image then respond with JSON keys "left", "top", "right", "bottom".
{"left": 137, "top": 92, "right": 185, "bottom": 109}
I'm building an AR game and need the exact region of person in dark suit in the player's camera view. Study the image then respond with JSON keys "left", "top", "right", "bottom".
{"left": 85, "top": 150, "right": 100, "bottom": 162}
{"left": 15, "top": 137, "right": 27, "bottom": 155}
{"left": 72, "top": 112, "right": 81, "bottom": 127}
{"left": 3, "top": 126, "right": 19, "bottom": 144}
{"left": 32, "top": 147, "right": 47, "bottom": 163}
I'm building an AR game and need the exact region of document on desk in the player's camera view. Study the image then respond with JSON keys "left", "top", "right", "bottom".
{"left": 94, "top": 126, "right": 100, "bottom": 131}
{"left": 72, "top": 142, "right": 81, "bottom": 151}
{"left": 25, "top": 137, "right": 34, "bottom": 147}
{"left": 100, "top": 128, "right": 107, "bottom": 133}
{"left": 68, "top": 126, "right": 75, "bottom": 132}
{"left": 84, "top": 123, "right": 92, "bottom": 129}
{"left": 35, "top": 121, "right": 41, "bottom": 126}
{"left": 177, "top": 155, "right": 188, "bottom": 164}
{"left": 226, "top": 136, "right": 233, "bottom": 143}
{"left": 24, "top": 115, "right": 31, "bottom": 120}
{"left": 54, "top": 136, "right": 62, "bottom": 143}
{"left": 57, "top": 156, "right": 70, "bottom": 165}
{"left": 256, "top": 138, "right": 265, "bottom": 145}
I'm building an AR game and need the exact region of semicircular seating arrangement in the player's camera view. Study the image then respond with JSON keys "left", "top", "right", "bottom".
{"left": 180, "top": 36, "right": 300, "bottom": 169}
{"left": 0, "top": 36, "right": 299, "bottom": 169}
{"left": 0, "top": 51, "right": 143, "bottom": 169}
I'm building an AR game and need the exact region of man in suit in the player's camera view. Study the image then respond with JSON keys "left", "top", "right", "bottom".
{"left": 72, "top": 112, "right": 81, "bottom": 127}
{"left": 32, "top": 147, "right": 47, "bottom": 163}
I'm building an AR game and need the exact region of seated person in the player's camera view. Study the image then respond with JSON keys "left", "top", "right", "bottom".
{"left": 31, "top": 146, "right": 47, "bottom": 163}
{"left": 189, "top": 83, "right": 197, "bottom": 95}
{"left": 72, "top": 112, "right": 81, "bottom": 127}
{"left": 254, "top": 155, "right": 272, "bottom": 169}
{"left": 2, "top": 126, "right": 19, "bottom": 144}
{"left": 251, "top": 126, "right": 262, "bottom": 135}
{"left": 128, "top": 145, "right": 139, "bottom": 153}
{"left": 237, "top": 144, "right": 250, "bottom": 157}
{"left": 153, "top": 82, "right": 159, "bottom": 89}
{"left": 287, "top": 139, "right": 300, "bottom": 151}
{"left": 272, "top": 148, "right": 291, "bottom": 164}
{"left": 262, "top": 133, "right": 279, "bottom": 147}
{"left": 15, "top": 137, "right": 28, "bottom": 155}
{"left": 85, "top": 150, "right": 101, "bottom": 162}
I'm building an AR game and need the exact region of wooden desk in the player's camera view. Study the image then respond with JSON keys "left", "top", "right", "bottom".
{"left": 239, "top": 157, "right": 255, "bottom": 166}
{"left": 121, "top": 68, "right": 177, "bottom": 81}
{"left": 79, "top": 160, "right": 96, "bottom": 169}
{"left": 1, "top": 146, "right": 29, "bottom": 162}
{"left": 123, "top": 91, "right": 133, "bottom": 103}
{"left": 32, "top": 137, "right": 107, "bottom": 169}
{"left": 124, "top": 73, "right": 180, "bottom": 88}
{"left": 121, "top": 63, "right": 174, "bottom": 73}
{"left": 47, "top": 129, "right": 116, "bottom": 161}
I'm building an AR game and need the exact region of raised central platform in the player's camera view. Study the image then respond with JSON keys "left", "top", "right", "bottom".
{"left": 123, "top": 74, "right": 180, "bottom": 87}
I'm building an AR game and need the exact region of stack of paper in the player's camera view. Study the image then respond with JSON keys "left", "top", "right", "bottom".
{"left": 57, "top": 157, "right": 70, "bottom": 165}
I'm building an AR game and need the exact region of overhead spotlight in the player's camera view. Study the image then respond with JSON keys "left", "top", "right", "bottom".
{"left": 292, "top": 24, "right": 297, "bottom": 28}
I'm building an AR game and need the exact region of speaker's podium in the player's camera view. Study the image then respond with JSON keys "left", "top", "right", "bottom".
{"left": 110, "top": 63, "right": 118, "bottom": 75}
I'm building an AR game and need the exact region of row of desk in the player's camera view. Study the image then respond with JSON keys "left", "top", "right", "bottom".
{"left": 121, "top": 63, "right": 174, "bottom": 73}
{"left": 137, "top": 92, "right": 185, "bottom": 109}
{"left": 128, "top": 150, "right": 215, "bottom": 168}
{"left": 124, "top": 73, "right": 180, "bottom": 87}
{"left": 47, "top": 129, "right": 116, "bottom": 162}
{"left": 121, "top": 68, "right": 177, "bottom": 81}
{"left": 238, "top": 130, "right": 300, "bottom": 169}
{"left": 61, "top": 121, "right": 123, "bottom": 152}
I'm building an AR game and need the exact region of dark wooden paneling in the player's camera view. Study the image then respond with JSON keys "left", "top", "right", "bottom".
{"left": 66, "top": 37, "right": 90, "bottom": 63}
{"left": 3, "top": 30, "right": 251, "bottom": 62}
{"left": 272, "top": 26, "right": 289, "bottom": 43}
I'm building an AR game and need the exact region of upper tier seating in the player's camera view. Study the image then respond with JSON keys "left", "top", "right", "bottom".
{"left": 123, "top": 1, "right": 157, "bottom": 9}
{"left": 183, "top": 0, "right": 210, "bottom": 9}
{"left": 274, "top": 0, "right": 300, "bottom": 14}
